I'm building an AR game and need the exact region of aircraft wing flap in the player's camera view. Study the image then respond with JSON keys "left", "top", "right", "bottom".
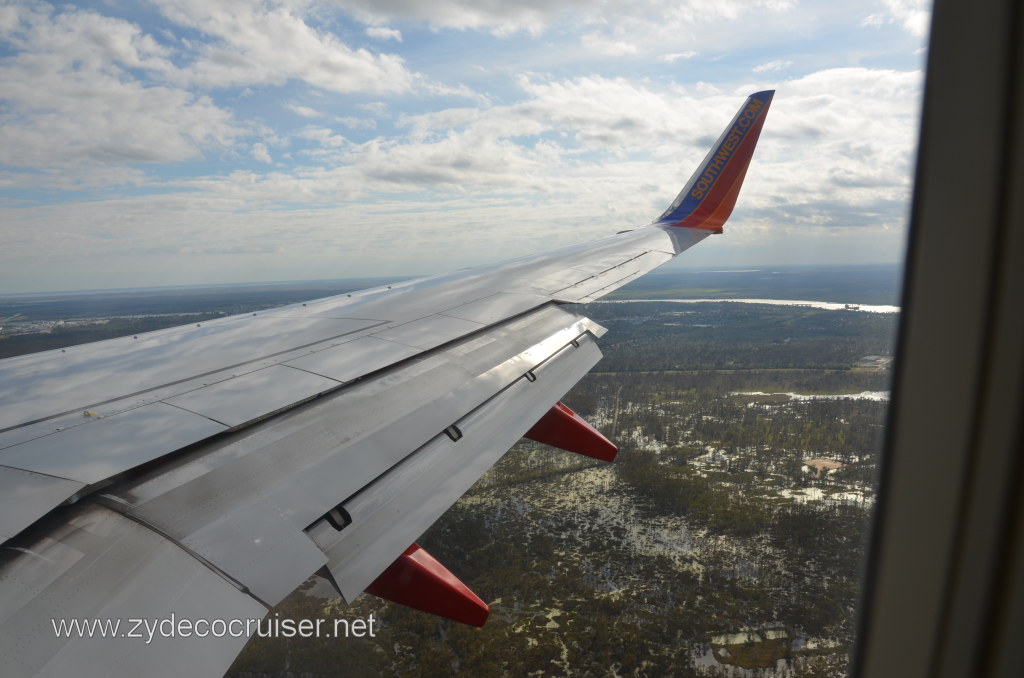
{"left": 310, "top": 334, "right": 602, "bottom": 600}
{"left": 106, "top": 305, "right": 595, "bottom": 524}
{"left": 168, "top": 498, "right": 329, "bottom": 607}
{"left": 0, "top": 467, "right": 85, "bottom": 541}
{"left": 0, "top": 503, "right": 266, "bottom": 678}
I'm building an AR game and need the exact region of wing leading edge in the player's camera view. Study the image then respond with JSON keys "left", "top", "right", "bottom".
{"left": 0, "top": 91, "right": 773, "bottom": 676}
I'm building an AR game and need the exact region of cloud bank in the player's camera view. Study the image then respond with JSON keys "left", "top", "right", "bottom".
{"left": 0, "top": 0, "right": 929, "bottom": 292}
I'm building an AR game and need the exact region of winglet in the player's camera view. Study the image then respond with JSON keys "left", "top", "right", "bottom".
{"left": 655, "top": 90, "right": 774, "bottom": 233}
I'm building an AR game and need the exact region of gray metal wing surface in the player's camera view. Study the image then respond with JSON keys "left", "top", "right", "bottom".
{"left": 0, "top": 91, "right": 773, "bottom": 677}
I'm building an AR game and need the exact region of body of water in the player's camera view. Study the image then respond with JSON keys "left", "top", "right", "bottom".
{"left": 595, "top": 299, "right": 900, "bottom": 313}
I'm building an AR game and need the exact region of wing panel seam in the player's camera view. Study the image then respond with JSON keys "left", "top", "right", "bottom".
{"left": 0, "top": 320, "right": 391, "bottom": 435}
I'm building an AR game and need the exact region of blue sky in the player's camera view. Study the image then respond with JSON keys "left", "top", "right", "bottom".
{"left": 0, "top": 0, "right": 930, "bottom": 293}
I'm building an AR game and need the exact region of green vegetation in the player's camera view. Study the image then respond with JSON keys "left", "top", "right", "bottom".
{"left": 585, "top": 302, "right": 898, "bottom": 372}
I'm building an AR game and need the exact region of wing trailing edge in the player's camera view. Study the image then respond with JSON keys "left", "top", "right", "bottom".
{"left": 655, "top": 90, "right": 774, "bottom": 233}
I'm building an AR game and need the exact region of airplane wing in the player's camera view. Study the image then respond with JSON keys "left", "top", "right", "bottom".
{"left": 0, "top": 91, "right": 773, "bottom": 677}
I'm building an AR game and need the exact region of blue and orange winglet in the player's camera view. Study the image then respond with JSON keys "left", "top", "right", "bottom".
{"left": 655, "top": 90, "right": 774, "bottom": 234}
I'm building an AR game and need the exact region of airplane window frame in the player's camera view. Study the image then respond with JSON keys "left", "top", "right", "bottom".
{"left": 851, "top": 0, "right": 1024, "bottom": 675}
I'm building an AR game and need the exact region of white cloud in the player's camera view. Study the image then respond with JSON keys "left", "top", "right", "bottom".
{"left": 329, "top": 0, "right": 797, "bottom": 49}
{"left": 0, "top": 3, "right": 242, "bottom": 170}
{"left": 0, "top": 166, "right": 149, "bottom": 194}
{"left": 695, "top": 81, "right": 723, "bottom": 95}
{"left": 296, "top": 127, "right": 350, "bottom": 149}
{"left": 580, "top": 32, "right": 638, "bottom": 56}
{"left": 738, "top": 67, "right": 924, "bottom": 233}
{"left": 660, "top": 51, "right": 697, "bottom": 63}
{"left": 862, "top": 0, "right": 931, "bottom": 37}
{"left": 0, "top": 0, "right": 448, "bottom": 184}
{"left": 861, "top": 13, "right": 885, "bottom": 28}
{"left": 287, "top": 103, "right": 324, "bottom": 118}
{"left": 335, "top": 116, "right": 378, "bottom": 130}
{"left": 251, "top": 143, "right": 272, "bottom": 163}
{"left": 328, "top": 0, "right": 768, "bottom": 35}
{"left": 356, "top": 68, "right": 922, "bottom": 237}
{"left": 13, "top": 67, "right": 919, "bottom": 241}
{"left": 360, "top": 102, "right": 390, "bottom": 115}
{"left": 366, "top": 26, "right": 402, "bottom": 41}
{"left": 753, "top": 59, "right": 793, "bottom": 73}
{"left": 330, "top": 0, "right": 575, "bottom": 35}
{"left": 0, "top": 0, "right": 930, "bottom": 290}
{"left": 152, "top": 0, "right": 415, "bottom": 94}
